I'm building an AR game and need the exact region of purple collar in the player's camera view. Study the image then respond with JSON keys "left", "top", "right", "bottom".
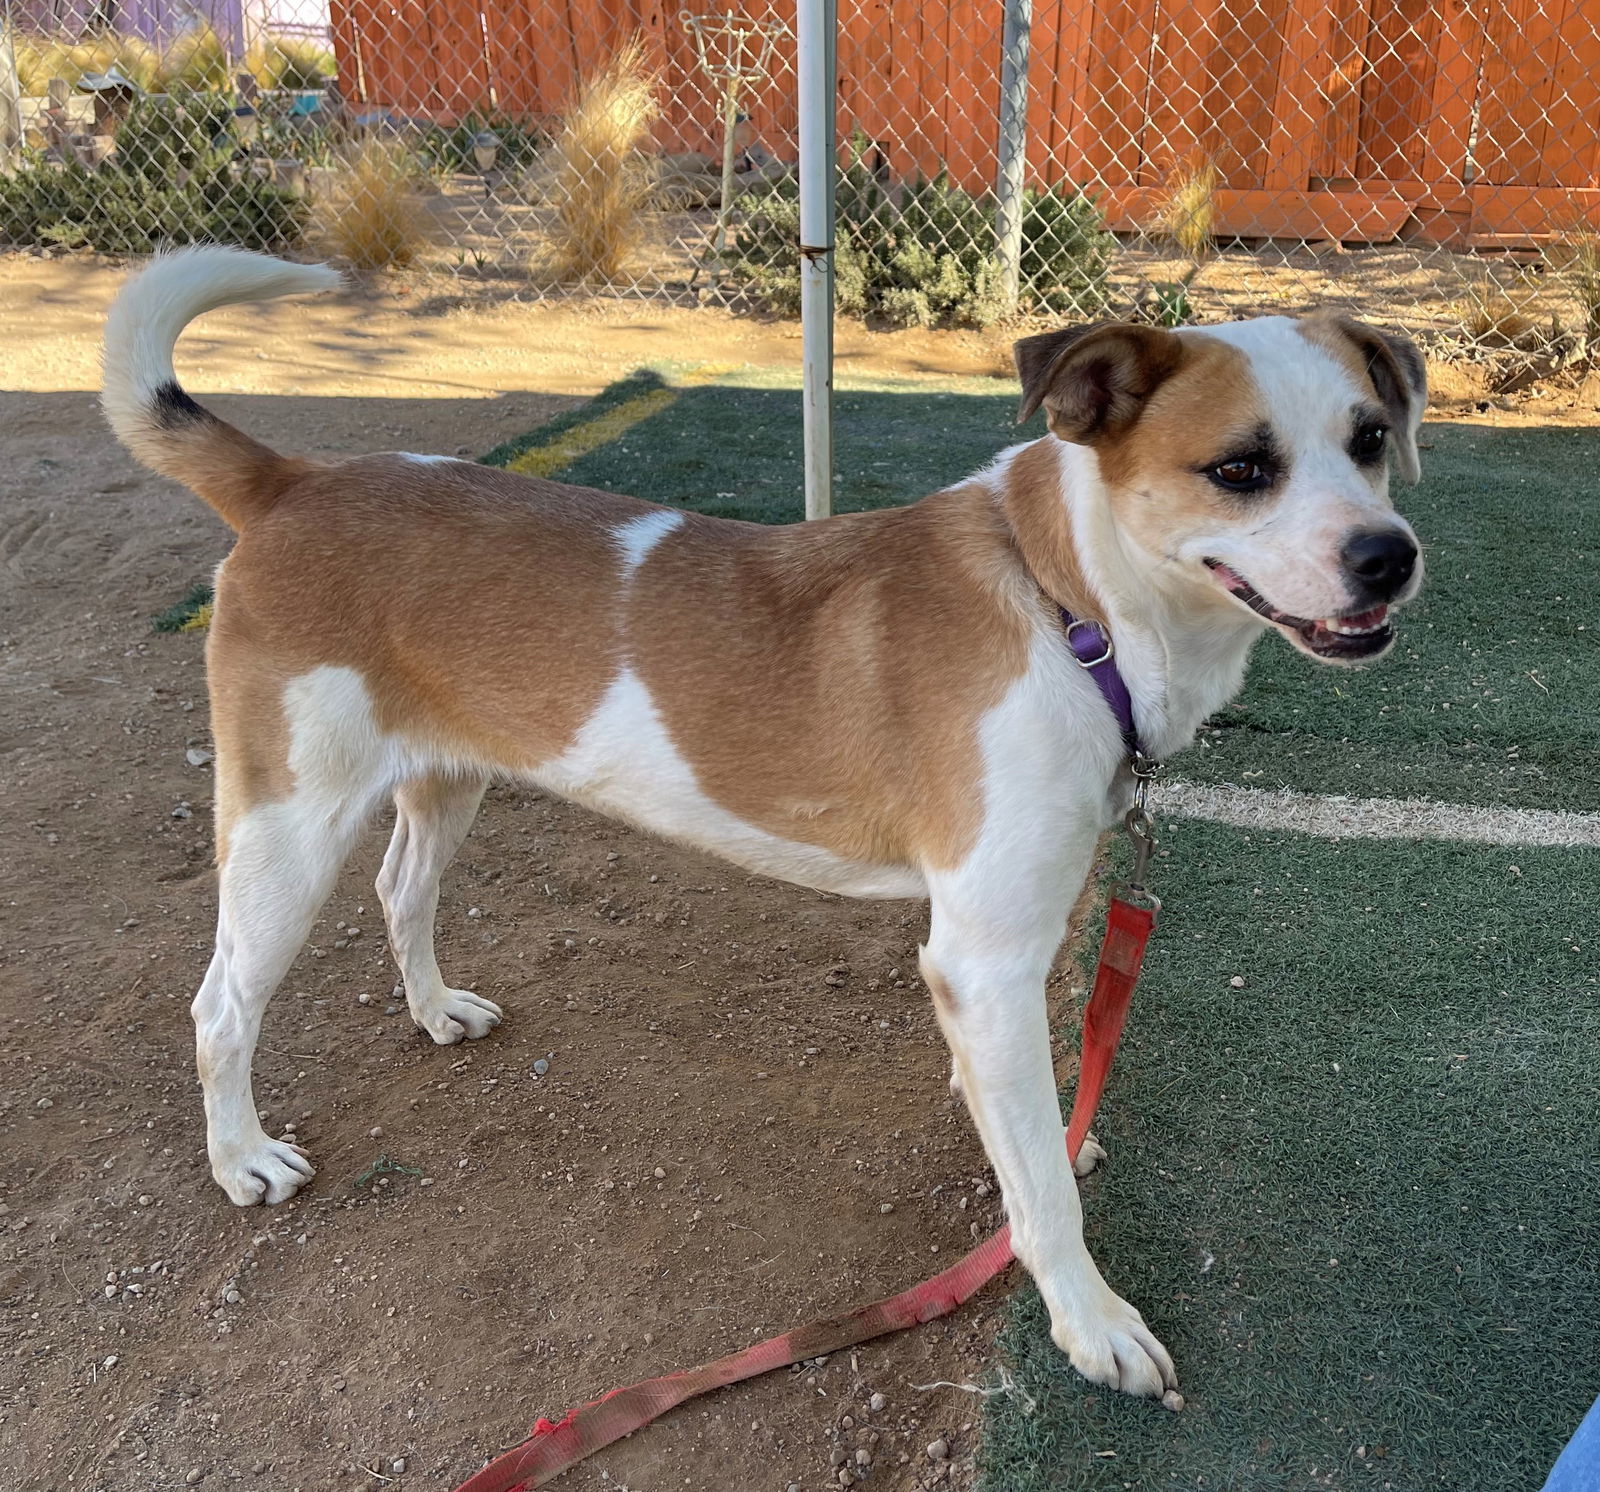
{"left": 1059, "top": 608, "right": 1154, "bottom": 769}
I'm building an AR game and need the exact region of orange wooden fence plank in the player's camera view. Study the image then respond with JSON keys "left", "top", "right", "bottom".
{"left": 1263, "top": 0, "right": 1335, "bottom": 190}
{"left": 1314, "top": 0, "right": 1373, "bottom": 183}
{"left": 1358, "top": 0, "right": 1443, "bottom": 181}
{"left": 1102, "top": 184, "right": 1412, "bottom": 240}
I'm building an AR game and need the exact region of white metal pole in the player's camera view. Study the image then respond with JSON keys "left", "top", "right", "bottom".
{"left": 797, "top": 0, "right": 836, "bottom": 521}
{"left": 995, "top": 0, "right": 1032, "bottom": 311}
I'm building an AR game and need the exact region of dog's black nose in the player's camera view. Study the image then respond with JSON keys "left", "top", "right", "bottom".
{"left": 1341, "top": 529, "right": 1417, "bottom": 601}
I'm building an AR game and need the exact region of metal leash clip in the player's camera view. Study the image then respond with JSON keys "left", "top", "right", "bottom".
{"left": 1122, "top": 754, "right": 1162, "bottom": 909}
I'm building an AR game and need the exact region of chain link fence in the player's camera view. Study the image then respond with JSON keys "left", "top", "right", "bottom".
{"left": 4, "top": 0, "right": 1599, "bottom": 370}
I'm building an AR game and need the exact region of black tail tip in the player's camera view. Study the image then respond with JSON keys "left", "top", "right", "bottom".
{"left": 151, "top": 381, "right": 213, "bottom": 430}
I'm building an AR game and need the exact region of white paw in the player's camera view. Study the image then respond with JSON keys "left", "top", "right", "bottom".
{"left": 412, "top": 987, "right": 502, "bottom": 1045}
{"left": 1052, "top": 1282, "right": 1176, "bottom": 1399}
{"left": 1072, "top": 1130, "right": 1108, "bottom": 1178}
{"left": 212, "top": 1137, "right": 315, "bottom": 1206}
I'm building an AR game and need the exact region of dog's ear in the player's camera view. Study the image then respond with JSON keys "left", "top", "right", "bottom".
{"left": 1312, "top": 315, "right": 1429, "bottom": 484}
{"left": 1014, "top": 323, "right": 1186, "bottom": 444}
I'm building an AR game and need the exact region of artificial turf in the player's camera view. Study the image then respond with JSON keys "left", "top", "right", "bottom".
{"left": 484, "top": 371, "right": 1598, "bottom": 1486}
{"left": 982, "top": 822, "right": 1598, "bottom": 1492}
{"left": 484, "top": 368, "right": 1600, "bottom": 814}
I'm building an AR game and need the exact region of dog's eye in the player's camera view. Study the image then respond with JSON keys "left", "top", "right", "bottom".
{"left": 1353, "top": 424, "right": 1388, "bottom": 461}
{"left": 1207, "top": 459, "right": 1269, "bottom": 492}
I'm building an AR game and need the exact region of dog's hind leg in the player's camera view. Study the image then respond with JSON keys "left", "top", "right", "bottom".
{"left": 376, "top": 773, "right": 499, "bottom": 1044}
{"left": 195, "top": 662, "right": 394, "bottom": 1205}
{"left": 197, "top": 787, "right": 372, "bottom": 1205}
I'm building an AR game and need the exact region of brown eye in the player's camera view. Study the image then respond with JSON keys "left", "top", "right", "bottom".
{"left": 1209, "top": 459, "right": 1267, "bottom": 491}
{"left": 1353, "top": 425, "right": 1388, "bottom": 461}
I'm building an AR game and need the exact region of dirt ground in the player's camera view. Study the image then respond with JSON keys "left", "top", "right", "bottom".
{"left": 0, "top": 253, "right": 1077, "bottom": 1492}
{"left": 5, "top": 250, "right": 1598, "bottom": 1492}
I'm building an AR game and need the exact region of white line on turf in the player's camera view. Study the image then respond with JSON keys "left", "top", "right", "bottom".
{"left": 1159, "top": 780, "right": 1600, "bottom": 849}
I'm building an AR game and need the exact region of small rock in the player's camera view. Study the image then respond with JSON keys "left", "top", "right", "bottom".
{"left": 251, "top": 1465, "right": 267, "bottom": 1477}
{"left": 35, "top": 1097, "right": 53, "bottom": 1110}
{"left": 185, "top": 747, "right": 214, "bottom": 767}
{"left": 927, "top": 1438, "right": 949, "bottom": 1461}
{"left": 830, "top": 1447, "right": 848, "bottom": 1467}
{"left": 171, "top": 802, "right": 192, "bottom": 820}
{"left": 1229, "top": 975, "right": 1246, "bottom": 989}
{"left": 103, "top": 1285, "right": 117, "bottom": 1299}
{"left": 869, "top": 1392, "right": 886, "bottom": 1411}
{"left": 390, "top": 1458, "right": 407, "bottom": 1475}
{"left": 457, "top": 1158, "right": 469, "bottom": 1169}
{"left": 855, "top": 1449, "right": 871, "bottom": 1467}
{"left": 137, "top": 1194, "right": 152, "bottom": 1206}
{"left": 185, "top": 1471, "right": 203, "bottom": 1486}
{"left": 369, "top": 1126, "right": 383, "bottom": 1138}
{"left": 1162, "top": 1389, "right": 1186, "bottom": 1412}
{"left": 102, "top": 1355, "right": 119, "bottom": 1370}
{"left": 532, "top": 1059, "right": 549, "bottom": 1077}
{"left": 653, "top": 1167, "right": 666, "bottom": 1180}
{"left": 878, "top": 1202, "right": 894, "bottom": 1215}
{"left": 224, "top": 1290, "right": 242, "bottom": 1305}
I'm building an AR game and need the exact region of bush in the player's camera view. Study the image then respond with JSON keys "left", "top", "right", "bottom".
{"left": 731, "top": 138, "right": 1113, "bottom": 328}
{"left": 0, "top": 157, "right": 307, "bottom": 253}
{"left": 313, "top": 138, "right": 434, "bottom": 270}
{"left": 413, "top": 113, "right": 546, "bottom": 179}
{"left": 0, "top": 92, "right": 305, "bottom": 254}
{"left": 113, "top": 90, "right": 234, "bottom": 180}
{"left": 538, "top": 38, "right": 660, "bottom": 284}
{"left": 246, "top": 34, "right": 337, "bottom": 91}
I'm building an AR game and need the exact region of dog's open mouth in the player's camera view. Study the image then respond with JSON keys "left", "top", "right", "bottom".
{"left": 1204, "top": 559, "right": 1394, "bottom": 661}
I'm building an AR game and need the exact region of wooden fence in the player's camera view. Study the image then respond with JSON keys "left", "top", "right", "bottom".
{"left": 329, "top": 0, "right": 1600, "bottom": 248}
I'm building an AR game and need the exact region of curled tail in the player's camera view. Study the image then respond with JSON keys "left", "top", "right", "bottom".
{"left": 102, "top": 247, "right": 342, "bottom": 530}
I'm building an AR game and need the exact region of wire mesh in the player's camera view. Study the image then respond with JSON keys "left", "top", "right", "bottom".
{"left": 3, "top": 0, "right": 1598, "bottom": 365}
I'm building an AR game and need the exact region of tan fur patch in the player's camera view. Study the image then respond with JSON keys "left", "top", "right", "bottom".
{"left": 630, "top": 485, "right": 1034, "bottom": 870}
{"left": 1091, "top": 334, "right": 1268, "bottom": 549}
{"left": 207, "top": 456, "right": 1044, "bottom": 874}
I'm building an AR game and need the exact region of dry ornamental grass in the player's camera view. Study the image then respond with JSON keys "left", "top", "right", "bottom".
{"left": 539, "top": 38, "right": 661, "bottom": 284}
{"left": 314, "top": 138, "right": 435, "bottom": 272}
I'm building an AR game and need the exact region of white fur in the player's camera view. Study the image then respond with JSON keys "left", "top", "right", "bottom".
{"left": 101, "top": 248, "right": 340, "bottom": 451}
{"left": 396, "top": 452, "right": 461, "bottom": 466}
{"left": 611, "top": 509, "right": 685, "bottom": 576}
{"left": 535, "top": 666, "right": 926, "bottom": 898}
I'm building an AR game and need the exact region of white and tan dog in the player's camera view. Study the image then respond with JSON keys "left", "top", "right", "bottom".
{"left": 102, "top": 248, "right": 1425, "bottom": 1400}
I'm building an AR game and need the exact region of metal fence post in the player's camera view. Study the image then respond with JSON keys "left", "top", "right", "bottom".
{"left": 995, "top": 0, "right": 1033, "bottom": 311}
{"left": 798, "top": 0, "right": 836, "bottom": 522}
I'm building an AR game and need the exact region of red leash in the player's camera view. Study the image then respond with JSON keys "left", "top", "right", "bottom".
{"left": 450, "top": 891, "right": 1156, "bottom": 1492}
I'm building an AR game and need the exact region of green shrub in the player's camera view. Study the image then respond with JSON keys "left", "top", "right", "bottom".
{"left": 0, "top": 155, "right": 307, "bottom": 254}
{"left": 731, "top": 137, "right": 1114, "bottom": 328}
{"left": 413, "top": 112, "right": 547, "bottom": 179}
{"left": 113, "top": 90, "right": 234, "bottom": 181}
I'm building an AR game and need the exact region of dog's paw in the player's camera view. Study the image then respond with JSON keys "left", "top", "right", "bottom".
{"left": 1051, "top": 1283, "right": 1176, "bottom": 1399}
{"left": 412, "top": 987, "right": 502, "bottom": 1045}
{"left": 212, "top": 1137, "right": 315, "bottom": 1207}
{"left": 1072, "top": 1130, "right": 1107, "bottom": 1178}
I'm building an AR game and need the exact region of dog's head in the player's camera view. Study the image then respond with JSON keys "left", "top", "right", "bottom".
{"left": 1015, "top": 313, "right": 1426, "bottom": 664}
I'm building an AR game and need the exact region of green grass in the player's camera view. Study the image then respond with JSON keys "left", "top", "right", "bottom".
{"left": 984, "top": 823, "right": 1598, "bottom": 1491}
{"left": 488, "top": 369, "right": 1600, "bottom": 813}
{"left": 482, "top": 372, "right": 1598, "bottom": 1485}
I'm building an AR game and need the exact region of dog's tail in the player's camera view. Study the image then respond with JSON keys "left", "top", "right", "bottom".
{"left": 102, "top": 247, "right": 342, "bottom": 530}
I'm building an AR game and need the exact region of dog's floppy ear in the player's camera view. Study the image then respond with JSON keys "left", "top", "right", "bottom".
{"left": 1014, "top": 323, "right": 1186, "bottom": 444}
{"left": 1313, "top": 315, "right": 1429, "bottom": 484}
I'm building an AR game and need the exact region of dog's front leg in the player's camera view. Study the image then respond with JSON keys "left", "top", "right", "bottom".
{"left": 922, "top": 856, "right": 1175, "bottom": 1399}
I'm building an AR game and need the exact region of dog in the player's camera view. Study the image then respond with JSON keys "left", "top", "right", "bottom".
{"left": 102, "top": 247, "right": 1425, "bottom": 1400}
